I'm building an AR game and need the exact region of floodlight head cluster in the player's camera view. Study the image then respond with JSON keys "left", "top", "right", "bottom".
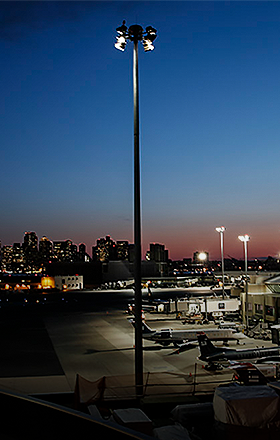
{"left": 238, "top": 234, "right": 250, "bottom": 243}
{"left": 216, "top": 226, "right": 226, "bottom": 234}
{"left": 115, "top": 21, "right": 157, "bottom": 52}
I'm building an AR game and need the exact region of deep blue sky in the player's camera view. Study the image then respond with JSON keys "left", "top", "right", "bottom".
{"left": 1, "top": 1, "right": 280, "bottom": 260}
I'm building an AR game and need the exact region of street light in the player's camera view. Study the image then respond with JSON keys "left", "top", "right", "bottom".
{"left": 215, "top": 226, "right": 226, "bottom": 298}
{"left": 238, "top": 234, "right": 250, "bottom": 330}
{"left": 115, "top": 21, "right": 157, "bottom": 395}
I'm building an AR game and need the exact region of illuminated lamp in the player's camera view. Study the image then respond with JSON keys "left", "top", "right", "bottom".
{"left": 146, "top": 26, "right": 157, "bottom": 41}
{"left": 143, "top": 26, "right": 157, "bottom": 52}
{"left": 115, "top": 20, "right": 128, "bottom": 51}
{"left": 115, "top": 35, "right": 127, "bottom": 51}
{"left": 198, "top": 252, "right": 207, "bottom": 261}
{"left": 142, "top": 37, "right": 154, "bottom": 52}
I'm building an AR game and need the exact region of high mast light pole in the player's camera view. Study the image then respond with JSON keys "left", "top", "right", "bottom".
{"left": 238, "top": 234, "right": 250, "bottom": 330}
{"left": 215, "top": 226, "right": 226, "bottom": 298}
{"left": 114, "top": 21, "right": 157, "bottom": 396}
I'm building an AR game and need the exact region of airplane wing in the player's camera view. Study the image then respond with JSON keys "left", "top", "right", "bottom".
{"left": 168, "top": 340, "right": 198, "bottom": 355}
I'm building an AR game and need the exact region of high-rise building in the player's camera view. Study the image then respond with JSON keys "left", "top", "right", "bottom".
{"left": 148, "top": 243, "right": 169, "bottom": 276}
{"left": 1, "top": 245, "right": 13, "bottom": 272}
{"left": 79, "top": 243, "right": 86, "bottom": 261}
{"left": 12, "top": 243, "right": 24, "bottom": 272}
{"left": 22, "top": 231, "right": 39, "bottom": 271}
{"left": 149, "top": 243, "right": 168, "bottom": 262}
{"left": 92, "top": 235, "right": 117, "bottom": 262}
{"left": 39, "top": 236, "right": 53, "bottom": 263}
{"left": 53, "top": 240, "right": 75, "bottom": 262}
{"left": 23, "top": 231, "right": 38, "bottom": 251}
{"left": 78, "top": 243, "right": 91, "bottom": 262}
{"left": 116, "top": 241, "right": 129, "bottom": 260}
{"left": 128, "top": 244, "right": 135, "bottom": 263}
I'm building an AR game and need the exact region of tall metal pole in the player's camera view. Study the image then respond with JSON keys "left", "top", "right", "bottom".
{"left": 133, "top": 36, "right": 143, "bottom": 395}
{"left": 244, "top": 240, "right": 249, "bottom": 330}
{"left": 115, "top": 21, "right": 157, "bottom": 397}
{"left": 220, "top": 231, "right": 225, "bottom": 299}
{"left": 216, "top": 227, "right": 226, "bottom": 299}
{"left": 239, "top": 234, "right": 250, "bottom": 330}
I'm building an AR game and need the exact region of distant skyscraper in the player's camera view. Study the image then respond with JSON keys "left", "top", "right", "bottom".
{"left": 39, "top": 236, "right": 53, "bottom": 263}
{"left": 1, "top": 245, "right": 13, "bottom": 272}
{"left": 12, "top": 243, "right": 24, "bottom": 272}
{"left": 149, "top": 243, "right": 168, "bottom": 262}
{"left": 53, "top": 240, "right": 75, "bottom": 262}
{"left": 79, "top": 243, "right": 86, "bottom": 261}
{"left": 23, "top": 231, "right": 39, "bottom": 271}
{"left": 128, "top": 243, "right": 135, "bottom": 263}
{"left": 116, "top": 240, "right": 129, "bottom": 260}
{"left": 23, "top": 231, "right": 38, "bottom": 251}
{"left": 148, "top": 243, "right": 169, "bottom": 276}
{"left": 92, "top": 235, "right": 117, "bottom": 262}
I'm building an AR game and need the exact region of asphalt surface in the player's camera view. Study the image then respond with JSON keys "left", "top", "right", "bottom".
{"left": 0, "top": 288, "right": 184, "bottom": 390}
{"left": 0, "top": 313, "right": 64, "bottom": 377}
{"left": 0, "top": 287, "right": 272, "bottom": 396}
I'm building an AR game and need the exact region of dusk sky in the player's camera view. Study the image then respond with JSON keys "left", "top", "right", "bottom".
{"left": 1, "top": 1, "right": 280, "bottom": 261}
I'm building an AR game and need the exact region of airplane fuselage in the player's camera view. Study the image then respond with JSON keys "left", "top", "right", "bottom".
{"left": 205, "top": 346, "right": 280, "bottom": 363}
{"left": 145, "top": 328, "right": 245, "bottom": 346}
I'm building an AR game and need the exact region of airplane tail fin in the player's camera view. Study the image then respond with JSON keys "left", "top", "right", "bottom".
{"left": 128, "top": 319, "right": 155, "bottom": 334}
{"left": 197, "top": 332, "right": 221, "bottom": 359}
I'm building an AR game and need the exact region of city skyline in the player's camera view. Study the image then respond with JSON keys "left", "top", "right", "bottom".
{"left": 0, "top": 230, "right": 278, "bottom": 262}
{"left": 1, "top": 2, "right": 280, "bottom": 260}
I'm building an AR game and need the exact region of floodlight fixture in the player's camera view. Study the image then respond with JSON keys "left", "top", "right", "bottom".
{"left": 115, "top": 36, "right": 127, "bottom": 51}
{"left": 238, "top": 234, "right": 250, "bottom": 243}
{"left": 216, "top": 226, "right": 226, "bottom": 234}
{"left": 115, "top": 21, "right": 128, "bottom": 51}
{"left": 114, "top": 21, "right": 157, "bottom": 52}
{"left": 143, "top": 37, "right": 155, "bottom": 52}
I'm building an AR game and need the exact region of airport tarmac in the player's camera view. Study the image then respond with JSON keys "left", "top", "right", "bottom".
{"left": 0, "top": 288, "right": 275, "bottom": 397}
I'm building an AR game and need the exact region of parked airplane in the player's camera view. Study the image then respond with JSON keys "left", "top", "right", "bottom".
{"left": 197, "top": 332, "right": 280, "bottom": 368}
{"left": 128, "top": 319, "right": 247, "bottom": 347}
